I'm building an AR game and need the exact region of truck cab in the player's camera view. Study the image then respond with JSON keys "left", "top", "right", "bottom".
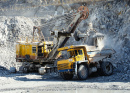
{"left": 57, "top": 45, "right": 89, "bottom": 80}
{"left": 57, "top": 47, "right": 86, "bottom": 72}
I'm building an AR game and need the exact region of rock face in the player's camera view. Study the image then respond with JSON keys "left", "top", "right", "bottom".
{"left": 26, "top": 0, "right": 42, "bottom": 5}
{"left": 0, "top": 16, "right": 35, "bottom": 69}
{"left": 0, "top": 0, "right": 130, "bottom": 80}
{"left": 83, "top": 1, "right": 130, "bottom": 72}
{"left": 68, "top": 1, "right": 130, "bottom": 76}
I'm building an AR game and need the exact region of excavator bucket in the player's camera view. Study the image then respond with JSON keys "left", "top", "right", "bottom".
{"left": 46, "top": 6, "right": 90, "bottom": 60}
{"left": 78, "top": 6, "right": 89, "bottom": 20}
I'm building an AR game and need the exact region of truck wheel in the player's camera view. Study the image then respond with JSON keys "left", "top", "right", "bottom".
{"left": 99, "top": 61, "right": 113, "bottom": 76}
{"left": 77, "top": 64, "right": 88, "bottom": 80}
{"left": 23, "top": 67, "right": 29, "bottom": 73}
{"left": 38, "top": 67, "right": 46, "bottom": 75}
{"left": 29, "top": 64, "right": 35, "bottom": 72}
{"left": 60, "top": 72, "right": 73, "bottom": 80}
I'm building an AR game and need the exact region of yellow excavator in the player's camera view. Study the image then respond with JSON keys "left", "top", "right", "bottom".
{"left": 16, "top": 26, "right": 54, "bottom": 61}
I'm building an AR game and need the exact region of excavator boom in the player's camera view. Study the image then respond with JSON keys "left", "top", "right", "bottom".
{"left": 33, "top": 26, "right": 45, "bottom": 42}
{"left": 47, "top": 6, "right": 89, "bottom": 60}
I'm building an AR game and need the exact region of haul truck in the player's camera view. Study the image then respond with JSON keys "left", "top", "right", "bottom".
{"left": 16, "top": 6, "right": 89, "bottom": 74}
{"left": 57, "top": 43, "right": 115, "bottom": 80}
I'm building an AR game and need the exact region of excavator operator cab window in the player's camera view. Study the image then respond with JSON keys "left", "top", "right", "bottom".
{"left": 32, "top": 47, "right": 36, "bottom": 53}
{"left": 41, "top": 47, "right": 44, "bottom": 53}
{"left": 38, "top": 46, "right": 44, "bottom": 57}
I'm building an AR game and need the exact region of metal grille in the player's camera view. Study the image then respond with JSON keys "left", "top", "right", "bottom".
{"left": 58, "top": 63, "right": 69, "bottom": 70}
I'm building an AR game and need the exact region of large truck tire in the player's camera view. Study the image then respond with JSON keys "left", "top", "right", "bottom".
{"left": 77, "top": 64, "right": 88, "bottom": 80}
{"left": 29, "top": 64, "right": 35, "bottom": 72}
{"left": 60, "top": 72, "right": 73, "bottom": 80}
{"left": 38, "top": 67, "right": 46, "bottom": 75}
{"left": 23, "top": 67, "right": 29, "bottom": 73}
{"left": 99, "top": 61, "right": 113, "bottom": 76}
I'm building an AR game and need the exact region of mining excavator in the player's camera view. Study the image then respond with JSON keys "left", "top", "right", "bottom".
{"left": 16, "top": 6, "right": 90, "bottom": 74}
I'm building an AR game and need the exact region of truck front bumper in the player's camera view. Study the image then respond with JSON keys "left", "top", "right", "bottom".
{"left": 58, "top": 69, "right": 74, "bottom": 72}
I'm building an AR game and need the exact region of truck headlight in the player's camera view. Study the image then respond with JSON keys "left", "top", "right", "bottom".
{"left": 68, "top": 59, "right": 73, "bottom": 62}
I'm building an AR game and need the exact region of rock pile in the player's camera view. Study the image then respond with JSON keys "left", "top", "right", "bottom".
{"left": 0, "top": 16, "right": 35, "bottom": 69}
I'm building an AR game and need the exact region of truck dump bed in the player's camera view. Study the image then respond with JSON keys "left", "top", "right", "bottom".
{"left": 58, "top": 45, "right": 115, "bottom": 62}
{"left": 87, "top": 47, "right": 115, "bottom": 62}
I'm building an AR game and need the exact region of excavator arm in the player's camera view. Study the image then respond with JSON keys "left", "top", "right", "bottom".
{"left": 33, "top": 26, "right": 45, "bottom": 42}
{"left": 47, "top": 6, "right": 89, "bottom": 60}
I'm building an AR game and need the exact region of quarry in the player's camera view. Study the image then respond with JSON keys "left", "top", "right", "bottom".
{"left": 0, "top": 0, "right": 130, "bottom": 93}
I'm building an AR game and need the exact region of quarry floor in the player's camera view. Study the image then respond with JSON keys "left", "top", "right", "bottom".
{"left": 0, "top": 72, "right": 129, "bottom": 93}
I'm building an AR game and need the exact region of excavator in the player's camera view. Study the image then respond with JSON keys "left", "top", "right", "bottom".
{"left": 16, "top": 6, "right": 90, "bottom": 74}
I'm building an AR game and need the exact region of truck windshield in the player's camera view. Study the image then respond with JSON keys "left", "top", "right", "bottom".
{"left": 67, "top": 51, "right": 74, "bottom": 58}
{"left": 67, "top": 49, "right": 83, "bottom": 58}
{"left": 78, "top": 49, "right": 83, "bottom": 55}
{"left": 67, "top": 50, "right": 78, "bottom": 58}
{"left": 61, "top": 50, "right": 69, "bottom": 59}
{"left": 61, "top": 49, "right": 83, "bottom": 59}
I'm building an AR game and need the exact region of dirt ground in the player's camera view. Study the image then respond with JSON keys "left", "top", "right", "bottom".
{"left": 0, "top": 71, "right": 129, "bottom": 93}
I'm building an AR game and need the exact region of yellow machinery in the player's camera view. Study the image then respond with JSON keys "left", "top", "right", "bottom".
{"left": 16, "top": 26, "right": 54, "bottom": 62}
{"left": 16, "top": 40, "right": 53, "bottom": 61}
{"left": 16, "top": 6, "right": 89, "bottom": 73}
{"left": 16, "top": 26, "right": 56, "bottom": 72}
{"left": 57, "top": 45, "right": 115, "bottom": 80}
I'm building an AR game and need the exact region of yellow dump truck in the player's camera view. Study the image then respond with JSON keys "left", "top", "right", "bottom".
{"left": 57, "top": 45, "right": 115, "bottom": 80}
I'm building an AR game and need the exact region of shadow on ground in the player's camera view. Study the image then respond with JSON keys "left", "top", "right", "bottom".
{"left": 6, "top": 71, "right": 130, "bottom": 83}
{"left": 0, "top": 65, "right": 129, "bottom": 83}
